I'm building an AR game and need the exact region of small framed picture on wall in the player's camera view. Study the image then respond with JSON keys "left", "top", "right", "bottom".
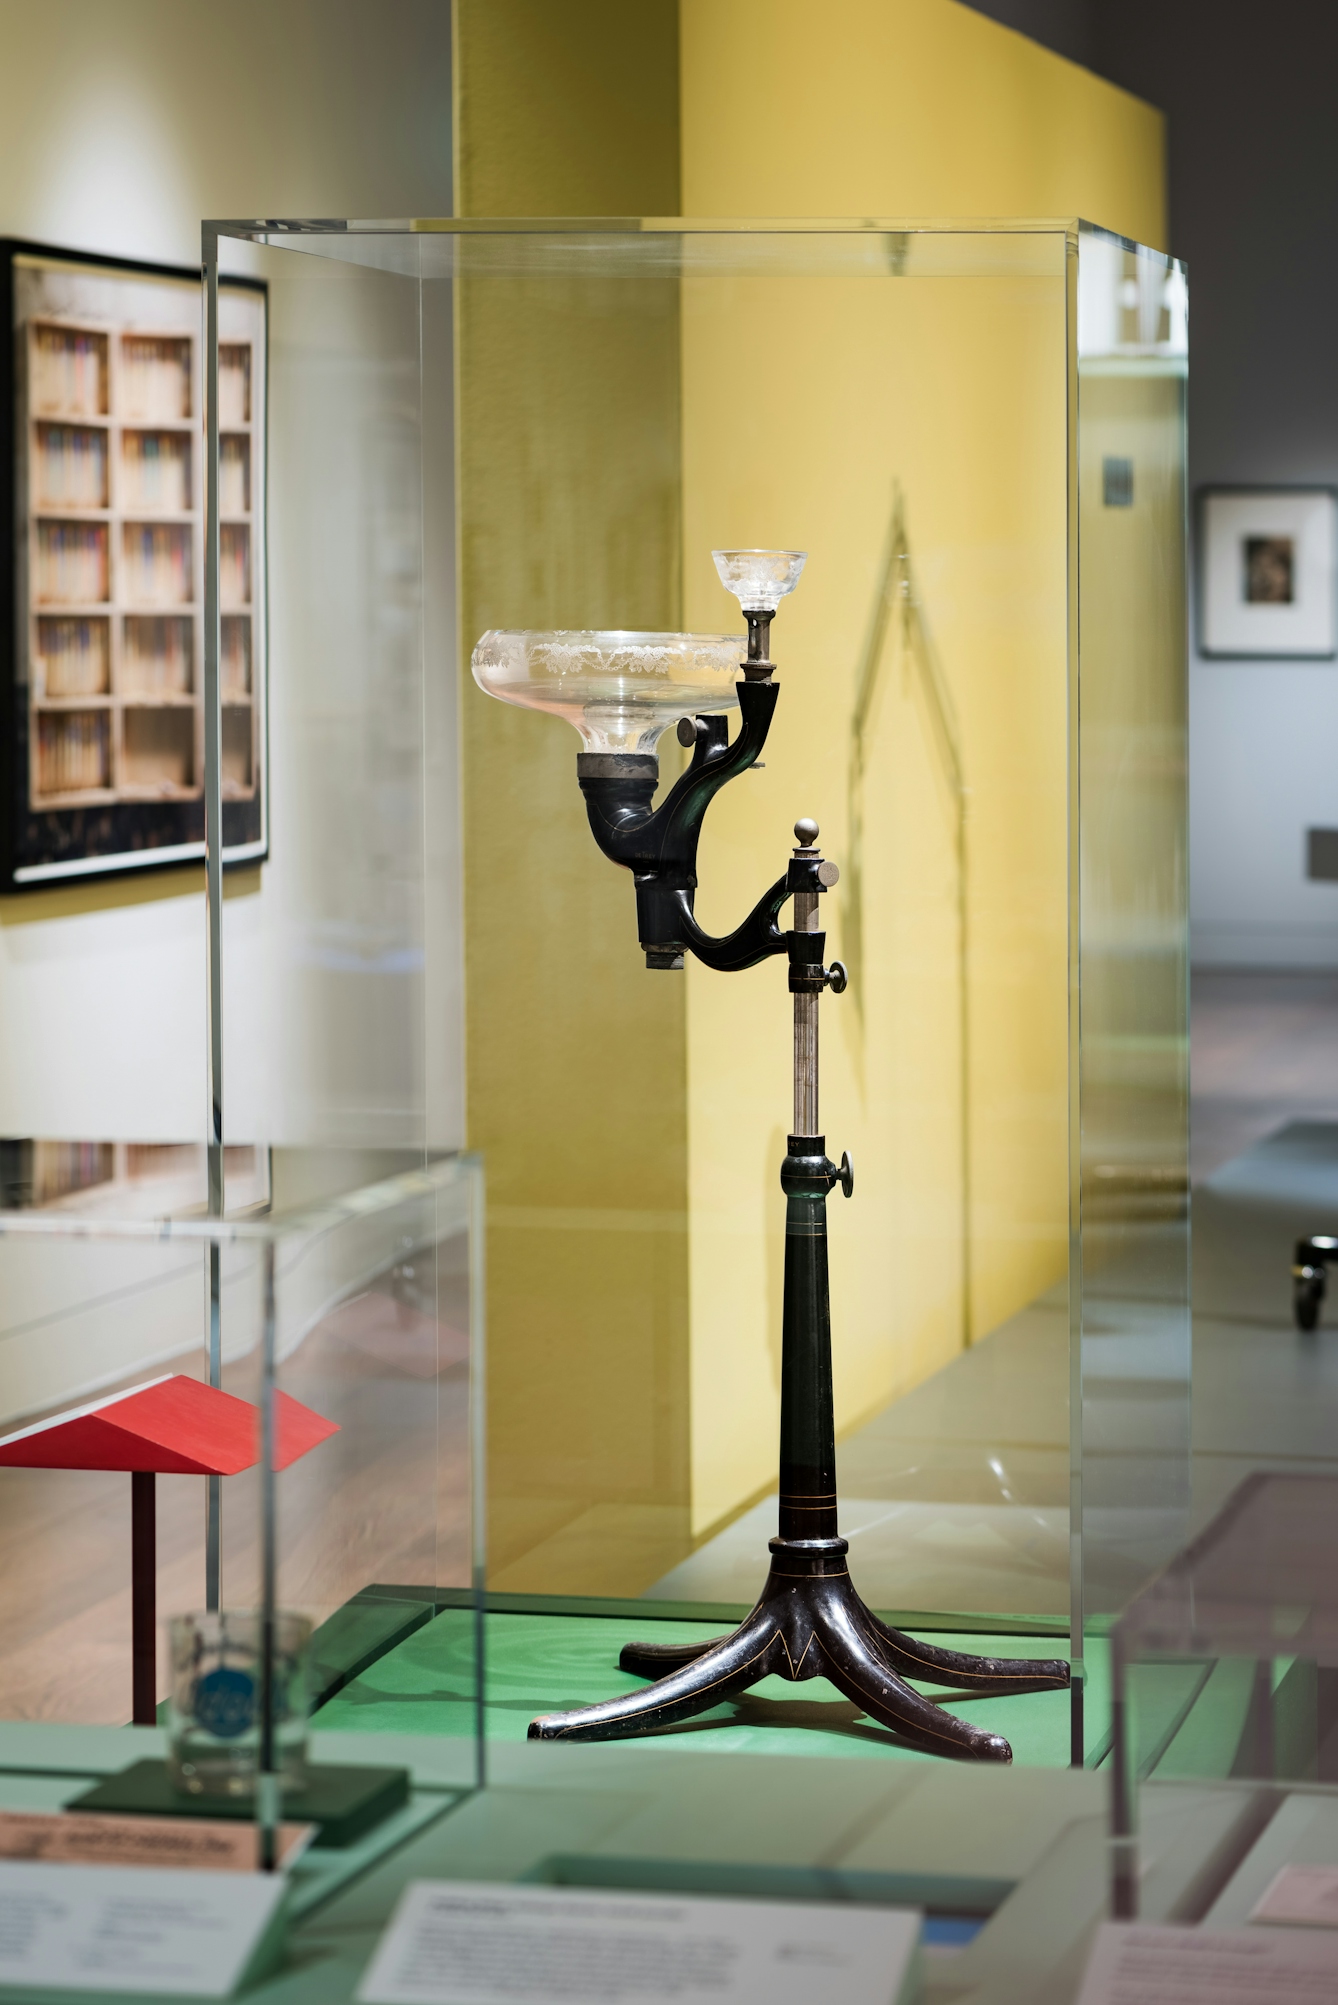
{"left": 1199, "top": 486, "right": 1338, "bottom": 657}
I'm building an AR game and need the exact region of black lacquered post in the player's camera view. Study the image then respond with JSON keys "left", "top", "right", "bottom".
{"left": 777, "top": 1141, "right": 840, "bottom": 1545}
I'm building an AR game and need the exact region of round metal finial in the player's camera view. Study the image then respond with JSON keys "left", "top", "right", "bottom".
{"left": 794, "top": 817, "right": 819, "bottom": 847}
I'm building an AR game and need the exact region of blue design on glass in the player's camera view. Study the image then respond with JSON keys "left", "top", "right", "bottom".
{"left": 192, "top": 1665, "right": 255, "bottom": 1739}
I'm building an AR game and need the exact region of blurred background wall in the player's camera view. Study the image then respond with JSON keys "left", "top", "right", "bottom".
{"left": 975, "top": 0, "right": 1338, "bottom": 967}
{"left": 0, "top": 0, "right": 454, "bottom": 1141}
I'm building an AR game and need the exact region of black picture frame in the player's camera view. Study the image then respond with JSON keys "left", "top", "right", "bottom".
{"left": 1197, "top": 482, "right": 1338, "bottom": 661}
{"left": 0, "top": 237, "right": 268, "bottom": 892}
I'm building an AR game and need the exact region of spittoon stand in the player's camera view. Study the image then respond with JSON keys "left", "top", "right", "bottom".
{"left": 473, "top": 550, "right": 1069, "bottom": 1761}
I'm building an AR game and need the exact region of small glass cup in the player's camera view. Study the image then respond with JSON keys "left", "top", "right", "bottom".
{"left": 167, "top": 1610, "right": 311, "bottom": 1799}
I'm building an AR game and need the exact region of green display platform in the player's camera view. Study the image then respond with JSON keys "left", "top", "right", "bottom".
{"left": 314, "top": 1608, "right": 1111, "bottom": 1768}
{"left": 309, "top": 1593, "right": 433, "bottom": 1711}
{"left": 0, "top": 1718, "right": 1319, "bottom": 2001}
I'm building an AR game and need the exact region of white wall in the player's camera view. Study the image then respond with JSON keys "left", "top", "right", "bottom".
{"left": 0, "top": 0, "right": 461, "bottom": 1143}
{"left": 1191, "top": 659, "right": 1338, "bottom": 966}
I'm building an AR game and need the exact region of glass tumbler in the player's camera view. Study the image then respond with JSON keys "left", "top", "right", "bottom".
{"left": 167, "top": 1610, "right": 311, "bottom": 1798}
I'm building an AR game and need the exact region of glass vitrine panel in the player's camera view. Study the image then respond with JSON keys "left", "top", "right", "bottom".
{"left": 206, "top": 216, "right": 1188, "bottom": 1768}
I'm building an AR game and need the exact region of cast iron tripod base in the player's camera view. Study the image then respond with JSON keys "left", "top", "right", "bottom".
{"left": 529, "top": 1539, "right": 1069, "bottom": 1761}
{"left": 529, "top": 1110, "right": 1070, "bottom": 1763}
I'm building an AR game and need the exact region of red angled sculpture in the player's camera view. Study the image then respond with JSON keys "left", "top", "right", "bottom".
{"left": 0, "top": 1375, "right": 338, "bottom": 1723}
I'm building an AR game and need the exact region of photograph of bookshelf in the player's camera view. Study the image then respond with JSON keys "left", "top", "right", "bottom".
{"left": 0, "top": 1137, "right": 270, "bottom": 1215}
{"left": 2, "top": 242, "right": 267, "bottom": 888}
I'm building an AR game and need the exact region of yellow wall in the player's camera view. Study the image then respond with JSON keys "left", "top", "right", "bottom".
{"left": 674, "top": 4, "right": 1166, "bottom": 1533}
{"left": 680, "top": 0, "right": 1166, "bottom": 250}
{"left": 454, "top": 0, "right": 679, "bottom": 216}
{"left": 454, "top": 0, "right": 1167, "bottom": 1584}
{"left": 1077, "top": 353, "right": 1188, "bottom": 1216}
{"left": 678, "top": 259, "right": 1072, "bottom": 1529}
{"left": 454, "top": 0, "right": 692, "bottom": 1589}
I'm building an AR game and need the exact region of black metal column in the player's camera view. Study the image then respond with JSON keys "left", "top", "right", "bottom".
{"left": 777, "top": 1139, "right": 839, "bottom": 1546}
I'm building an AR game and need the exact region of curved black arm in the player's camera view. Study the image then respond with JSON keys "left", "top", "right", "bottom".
{"left": 577, "top": 678, "right": 789, "bottom": 967}
{"left": 671, "top": 875, "right": 791, "bottom": 972}
{"left": 648, "top": 678, "right": 779, "bottom": 868}
{"left": 579, "top": 678, "right": 777, "bottom": 875}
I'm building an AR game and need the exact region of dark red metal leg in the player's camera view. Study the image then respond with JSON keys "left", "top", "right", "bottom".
{"left": 131, "top": 1470, "right": 157, "bottom": 1726}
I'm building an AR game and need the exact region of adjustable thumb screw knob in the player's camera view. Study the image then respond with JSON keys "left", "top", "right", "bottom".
{"left": 839, "top": 1151, "right": 854, "bottom": 1198}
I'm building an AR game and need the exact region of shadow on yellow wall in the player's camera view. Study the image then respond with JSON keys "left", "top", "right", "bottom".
{"left": 679, "top": 259, "right": 1070, "bottom": 1533}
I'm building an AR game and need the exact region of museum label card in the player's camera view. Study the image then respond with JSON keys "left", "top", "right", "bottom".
{"left": 1251, "top": 1864, "right": 1338, "bottom": 1928}
{"left": 356, "top": 1880, "right": 921, "bottom": 2005}
{"left": 0, "top": 1860, "right": 287, "bottom": 1996}
{"left": 0, "top": 1809, "right": 311, "bottom": 1873}
{"left": 1076, "top": 1921, "right": 1338, "bottom": 2004}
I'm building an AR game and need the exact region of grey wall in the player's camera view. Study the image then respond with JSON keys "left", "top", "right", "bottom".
{"left": 1092, "top": 4, "right": 1338, "bottom": 965}
{"left": 972, "top": 0, "right": 1338, "bottom": 966}
{"left": 962, "top": 0, "right": 1094, "bottom": 69}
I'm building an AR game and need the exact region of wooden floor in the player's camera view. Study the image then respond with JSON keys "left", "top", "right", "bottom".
{"left": 0, "top": 1271, "right": 473, "bottom": 1725}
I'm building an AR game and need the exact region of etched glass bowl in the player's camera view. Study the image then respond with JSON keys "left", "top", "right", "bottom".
{"left": 471, "top": 629, "right": 744, "bottom": 755}
{"left": 712, "top": 549, "right": 807, "bottom": 612}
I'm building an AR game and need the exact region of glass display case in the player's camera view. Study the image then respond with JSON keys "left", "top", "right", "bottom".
{"left": 0, "top": 210, "right": 483, "bottom": 1951}
{"left": 1110, "top": 1472, "right": 1338, "bottom": 1924}
{"left": 201, "top": 215, "right": 1186, "bottom": 1769}
{"left": 0, "top": 1146, "right": 483, "bottom": 1865}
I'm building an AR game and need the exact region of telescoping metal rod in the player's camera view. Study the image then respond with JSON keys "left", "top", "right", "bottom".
{"left": 793, "top": 883, "right": 819, "bottom": 1136}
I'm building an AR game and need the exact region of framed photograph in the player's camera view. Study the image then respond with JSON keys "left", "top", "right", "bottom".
{"left": 0, "top": 239, "right": 267, "bottom": 890}
{"left": 1199, "top": 485, "right": 1337, "bottom": 659}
